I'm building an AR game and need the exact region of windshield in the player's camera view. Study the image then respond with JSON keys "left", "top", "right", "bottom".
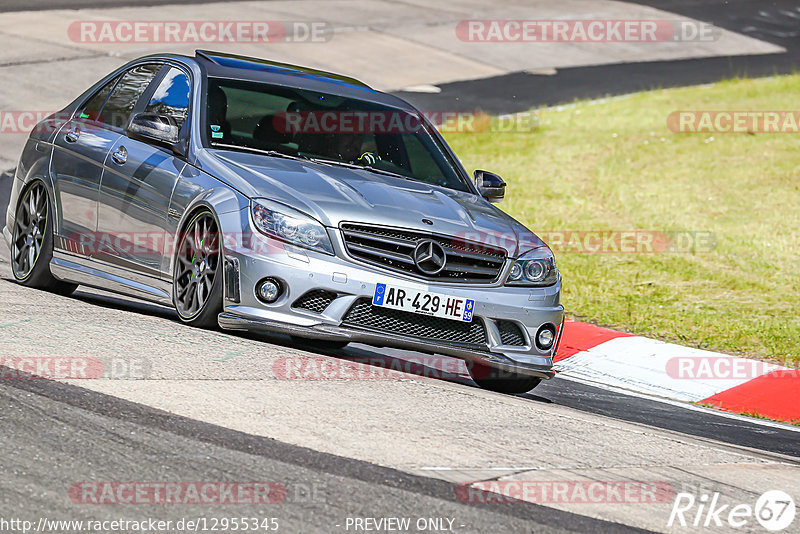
{"left": 204, "top": 77, "right": 470, "bottom": 192}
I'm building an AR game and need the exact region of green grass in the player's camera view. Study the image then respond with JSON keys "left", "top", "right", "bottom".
{"left": 444, "top": 75, "right": 800, "bottom": 367}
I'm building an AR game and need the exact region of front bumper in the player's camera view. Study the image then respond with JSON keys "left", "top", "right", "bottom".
{"left": 215, "top": 208, "right": 564, "bottom": 379}
{"left": 218, "top": 312, "right": 560, "bottom": 379}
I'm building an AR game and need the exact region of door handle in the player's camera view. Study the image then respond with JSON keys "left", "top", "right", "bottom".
{"left": 111, "top": 146, "right": 128, "bottom": 165}
{"left": 65, "top": 127, "right": 80, "bottom": 143}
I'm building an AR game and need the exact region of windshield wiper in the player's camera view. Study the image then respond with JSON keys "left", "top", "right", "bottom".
{"left": 307, "top": 157, "right": 416, "bottom": 182}
{"left": 211, "top": 143, "right": 308, "bottom": 162}
{"left": 213, "top": 145, "right": 420, "bottom": 183}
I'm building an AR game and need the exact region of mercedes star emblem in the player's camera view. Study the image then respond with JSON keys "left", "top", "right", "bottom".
{"left": 413, "top": 240, "right": 447, "bottom": 275}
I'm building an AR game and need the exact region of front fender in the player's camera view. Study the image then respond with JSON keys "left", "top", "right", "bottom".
{"left": 165, "top": 164, "right": 249, "bottom": 276}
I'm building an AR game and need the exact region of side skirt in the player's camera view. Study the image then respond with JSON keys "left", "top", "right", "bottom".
{"left": 50, "top": 250, "right": 173, "bottom": 306}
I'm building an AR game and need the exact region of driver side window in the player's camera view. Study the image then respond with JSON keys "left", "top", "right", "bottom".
{"left": 144, "top": 67, "right": 191, "bottom": 131}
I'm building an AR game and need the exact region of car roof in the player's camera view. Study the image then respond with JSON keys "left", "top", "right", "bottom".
{"left": 146, "top": 49, "right": 415, "bottom": 111}
{"left": 197, "top": 50, "right": 371, "bottom": 88}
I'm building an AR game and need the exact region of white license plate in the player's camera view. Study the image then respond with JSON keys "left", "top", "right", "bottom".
{"left": 371, "top": 283, "right": 475, "bottom": 323}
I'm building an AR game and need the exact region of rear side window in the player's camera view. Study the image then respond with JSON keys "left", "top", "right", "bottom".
{"left": 98, "top": 63, "right": 162, "bottom": 129}
{"left": 144, "top": 67, "right": 191, "bottom": 131}
{"left": 79, "top": 75, "right": 120, "bottom": 122}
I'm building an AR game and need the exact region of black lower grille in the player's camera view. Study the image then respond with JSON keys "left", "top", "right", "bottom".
{"left": 496, "top": 320, "right": 526, "bottom": 346}
{"left": 293, "top": 290, "right": 338, "bottom": 313}
{"left": 342, "top": 298, "right": 487, "bottom": 346}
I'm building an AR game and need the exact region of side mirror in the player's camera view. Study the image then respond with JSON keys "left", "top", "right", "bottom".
{"left": 127, "top": 112, "right": 185, "bottom": 156}
{"left": 473, "top": 170, "right": 506, "bottom": 203}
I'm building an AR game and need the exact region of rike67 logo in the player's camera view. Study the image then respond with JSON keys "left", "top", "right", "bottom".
{"left": 668, "top": 490, "right": 795, "bottom": 531}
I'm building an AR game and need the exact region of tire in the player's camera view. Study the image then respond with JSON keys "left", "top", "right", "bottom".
{"left": 10, "top": 181, "right": 77, "bottom": 296}
{"left": 290, "top": 336, "right": 349, "bottom": 351}
{"left": 468, "top": 361, "right": 541, "bottom": 394}
{"left": 173, "top": 210, "right": 223, "bottom": 328}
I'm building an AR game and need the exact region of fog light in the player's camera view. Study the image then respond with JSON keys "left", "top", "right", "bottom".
{"left": 256, "top": 278, "right": 282, "bottom": 303}
{"left": 535, "top": 324, "right": 556, "bottom": 351}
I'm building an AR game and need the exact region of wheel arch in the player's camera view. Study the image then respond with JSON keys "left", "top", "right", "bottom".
{"left": 167, "top": 166, "right": 250, "bottom": 265}
{"left": 16, "top": 137, "right": 62, "bottom": 231}
{"left": 168, "top": 188, "right": 242, "bottom": 286}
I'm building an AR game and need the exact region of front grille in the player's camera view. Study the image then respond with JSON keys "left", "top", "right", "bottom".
{"left": 343, "top": 298, "right": 487, "bottom": 347}
{"left": 496, "top": 320, "right": 526, "bottom": 346}
{"left": 293, "top": 290, "right": 338, "bottom": 313}
{"left": 340, "top": 223, "right": 506, "bottom": 283}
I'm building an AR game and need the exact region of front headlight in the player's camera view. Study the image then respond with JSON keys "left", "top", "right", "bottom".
{"left": 251, "top": 199, "right": 334, "bottom": 255}
{"left": 505, "top": 247, "right": 559, "bottom": 286}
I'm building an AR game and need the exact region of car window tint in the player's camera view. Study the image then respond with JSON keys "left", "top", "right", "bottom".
{"left": 98, "top": 63, "right": 162, "bottom": 129}
{"left": 144, "top": 67, "right": 191, "bottom": 130}
{"left": 79, "top": 75, "right": 120, "bottom": 122}
{"left": 205, "top": 77, "right": 470, "bottom": 192}
{"left": 399, "top": 134, "right": 443, "bottom": 180}
{"left": 208, "top": 80, "right": 293, "bottom": 143}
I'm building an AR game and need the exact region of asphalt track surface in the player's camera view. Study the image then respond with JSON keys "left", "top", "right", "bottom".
{"left": 0, "top": 281, "right": 797, "bottom": 532}
{"left": 1, "top": 0, "right": 797, "bottom": 114}
{"left": 1, "top": 375, "right": 649, "bottom": 533}
{"left": 393, "top": 0, "right": 800, "bottom": 114}
{"left": 0, "top": 0, "right": 245, "bottom": 10}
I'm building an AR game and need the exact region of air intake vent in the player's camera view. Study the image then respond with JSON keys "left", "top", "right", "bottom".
{"left": 343, "top": 298, "right": 488, "bottom": 347}
{"left": 496, "top": 320, "right": 526, "bottom": 346}
{"left": 223, "top": 257, "right": 240, "bottom": 303}
{"left": 293, "top": 289, "right": 338, "bottom": 314}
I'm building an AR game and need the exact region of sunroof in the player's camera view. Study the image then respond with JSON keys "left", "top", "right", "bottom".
{"left": 196, "top": 50, "right": 373, "bottom": 92}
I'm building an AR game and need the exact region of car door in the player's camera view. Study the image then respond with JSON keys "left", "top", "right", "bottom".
{"left": 50, "top": 74, "right": 124, "bottom": 252}
{"left": 96, "top": 66, "right": 191, "bottom": 279}
{"left": 51, "top": 63, "right": 163, "bottom": 256}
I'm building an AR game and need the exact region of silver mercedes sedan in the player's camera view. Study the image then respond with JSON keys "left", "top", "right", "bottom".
{"left": 4, "top": 50, "right": 563, "bottom": 394}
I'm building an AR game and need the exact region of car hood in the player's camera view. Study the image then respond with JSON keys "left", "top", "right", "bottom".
{"left": 199, "top": 149, "right": 544, "bottom": 256}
